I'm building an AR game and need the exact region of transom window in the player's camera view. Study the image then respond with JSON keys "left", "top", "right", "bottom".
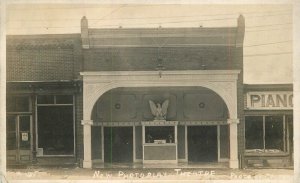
{"left": 37, "top": 95, "right": 73, "bottom": 105}
{"left": 7, "top": 96, "right": 31, "bottom": 112}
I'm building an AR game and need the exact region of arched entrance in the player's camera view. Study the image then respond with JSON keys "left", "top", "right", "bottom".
{"left": 80, "top": 70, "right": 240, "bottom": 168}
{"left": 90, "top": 86, "right": 230, "bottom": 165}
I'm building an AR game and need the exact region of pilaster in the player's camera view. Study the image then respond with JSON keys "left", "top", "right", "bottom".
{"left": 81, "top": 120, "right": 93, "bottom": 168}
{"left": 227, "top": 118, "right": 240, "bottom": 168}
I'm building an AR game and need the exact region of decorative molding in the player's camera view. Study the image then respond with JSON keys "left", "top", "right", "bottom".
{"left": 81, "top": 120, "right": 93, "bottom": 126}
{"left": 179, "top": 121, "right": 227, "bottom": 126}
{"left": 80, "top": 70, "right": 240, "bottom": 80}
{"left": 93, "top": 121, "right": 137, "bottom": 127}
{"left": 182, "top": 93, "right": 226, "bottom": 120}
{"left": 80, "top": 70, "right": 240, "bottom": 121}
{"left": 141, "top": 121, "right": 178, "bottom": 126}
{"left": 95, "top": 93, "right": 138, "bottom": 120}
{"left": 92, "top": 121, "right": 227, "bottom": 126}
{"left": 142, "top": 94, "right": 177, "bottom": 120}
{"left": 227, "top": 118, "right": 240, "bottom": 124}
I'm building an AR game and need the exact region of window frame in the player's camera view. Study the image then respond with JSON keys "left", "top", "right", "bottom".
{"left": 144, "top": 126, "right": 176, "bottom": 144}
{"left": 36, "top": 94, "right": 75, "bottom": 157}
{"left": 244, "top": 114, "right": 287, "bottom": 153}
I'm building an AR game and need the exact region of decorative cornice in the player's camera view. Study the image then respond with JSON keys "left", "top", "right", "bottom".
{"left": 179, "top": 121, "right": 227, "bottom": 126}
{"left": 81, "top": 70, "right": 240, "bottom": 76}
{"left": 141, "top": 121, "right": 178, "bottom": 126}
{"left": 81, "top": 70, "right": 240, "bottom": 83}
{"left": 88, "top": 27, "right": 237, "bottom": 38}
{"left": 92, "top": 121, "right": 229, "bottom": 126}
{"left": 93, "top": 121, "right": 139, "bottom": 126}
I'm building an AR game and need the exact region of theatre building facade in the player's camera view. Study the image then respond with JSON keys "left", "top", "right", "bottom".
{"left": 5, "top": 15, "right": 293, "bottom": 169}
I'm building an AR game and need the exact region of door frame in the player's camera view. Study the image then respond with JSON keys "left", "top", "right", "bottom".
{"left": 102, "top": 125, "right": 135, "bottom": 163}
{"left": 186, "top": 125, "right": 221, "bottom": 162}
{"left": 7, "top": 114, "right": 33, "bottom": 164}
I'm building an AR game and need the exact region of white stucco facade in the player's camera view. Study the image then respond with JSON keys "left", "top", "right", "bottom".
{"left": 80, "top": 70, "right": 241, "bottom": 168}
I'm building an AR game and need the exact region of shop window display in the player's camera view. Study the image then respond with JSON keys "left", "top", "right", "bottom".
{"left": 245, "top": 115, "right": 286, "bottom": 153}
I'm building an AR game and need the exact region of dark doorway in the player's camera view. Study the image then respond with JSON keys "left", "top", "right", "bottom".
{"left": 188, "top": 126, "right": 217, "bottom": 162}
{"left": 7, "top": 115, "right": 32, "bottom": 164}
{"left": 104, "top": 127, "right": 133, "bottom": 163}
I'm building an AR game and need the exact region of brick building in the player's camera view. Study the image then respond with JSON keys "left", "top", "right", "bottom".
{"left": 6, "top": 15, "right": 293, "bottom": 169}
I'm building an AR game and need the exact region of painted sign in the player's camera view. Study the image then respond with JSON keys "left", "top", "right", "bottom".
{"left": 246, "top": 92, "right": 293, "bottom": 110}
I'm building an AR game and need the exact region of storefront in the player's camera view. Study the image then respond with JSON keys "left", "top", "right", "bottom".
{"left": 243, "top": 84, "right": 293, "bottom": 168}
{"left": 6, "top": 15, "right": 252, "bottom": 169}
{"left": 6, "top": 82, "right": 80, "bottom": 166}
{"left": 79, "top": 14, "right": 245, "bottom": 168}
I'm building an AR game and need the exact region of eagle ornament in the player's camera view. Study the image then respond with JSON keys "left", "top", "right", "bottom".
{"left": 149, "top": 100, "right": 169, "bottom": 120}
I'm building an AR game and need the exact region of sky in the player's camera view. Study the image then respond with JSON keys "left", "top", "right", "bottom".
{"left": 5, "top": 4, "right": 293, "bottom": 84}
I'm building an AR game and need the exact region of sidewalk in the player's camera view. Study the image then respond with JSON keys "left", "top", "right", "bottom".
{"left": 5, "top": 166, "right": 294, "bottom": 183}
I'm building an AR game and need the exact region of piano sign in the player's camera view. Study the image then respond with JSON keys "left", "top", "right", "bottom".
{"left": 246, "top": 92, "right": 293, "bottom": 110}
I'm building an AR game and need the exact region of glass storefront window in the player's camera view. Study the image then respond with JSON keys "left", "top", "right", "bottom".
{"left": 265, "top": 116, "right": 284, "bottom": 151}
{"left": 37, "top": 95, "right": 74, "bottom": 156}
{"left": 245, "top": 116, "right": 263, "bottom": 149}
{"left": 245, "top": 115, "right": 286, "bottom": 153}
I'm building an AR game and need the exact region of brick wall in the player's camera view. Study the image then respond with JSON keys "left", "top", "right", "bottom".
{"left": 6, "top": 35, "right": 82, "bottom": 81}
{"left": 84, "top": 46, "right": 240, "bottom": 71}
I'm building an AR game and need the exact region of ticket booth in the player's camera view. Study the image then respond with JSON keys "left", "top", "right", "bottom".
{"left": 142, "top": 121, "right": 178, "bottom": 164}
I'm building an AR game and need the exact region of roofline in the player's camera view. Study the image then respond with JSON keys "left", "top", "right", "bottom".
{"left": 244, "top": 83, "right": 293, "bottom": 91}
{"left": 88, "top": 26, "right": 237, "bottom": 31}
{"left": 6, "top": 33, "right": 81, "bottom": 39}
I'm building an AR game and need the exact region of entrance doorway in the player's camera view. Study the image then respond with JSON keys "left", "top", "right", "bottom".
{"left": 188, "top": 126, "right": 217, "bottom": 162}
{"left": 104, "top": 127, "right": 133, "bottom": 163}
{"left": 6, "top": 115, "right": 32, "bottom": 164}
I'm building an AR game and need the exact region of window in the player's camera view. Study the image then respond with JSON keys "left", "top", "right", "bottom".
{"left": 37, "top": 95, "right": 74, "bottom": 156}
{"left": 245, "top": 116, "right": 263, "bottom": 149}
{"left": 245, "top": 115, "right": 286, "bottom": 153}
{"left": 265, "top": 116, "right": 283, "bottom": 150}
{"left": 145, "top": 126, "right": 175, "bottom": 143}
{"left": 7, "top": 96, "right": 31, "bottom": 112}
{"left": 37, "top": 95, "right": 73, "bottom": 105}
{"left": 6, "top": 116, "right": 16, "bottom": 150}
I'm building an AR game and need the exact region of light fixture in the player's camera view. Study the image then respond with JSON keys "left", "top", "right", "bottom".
{"left": 115, "top": 103, "right": 121, "bottom": 109}
{"left": 199, "top": 102, "right": 205, "bottom": 109}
